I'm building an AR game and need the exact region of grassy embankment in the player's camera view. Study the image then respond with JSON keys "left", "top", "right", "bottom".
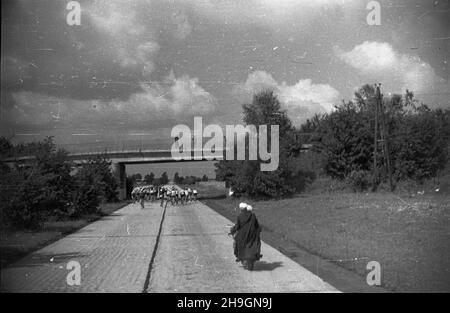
{"left": 201, "top": 176, "right": 450, "bottom": 292}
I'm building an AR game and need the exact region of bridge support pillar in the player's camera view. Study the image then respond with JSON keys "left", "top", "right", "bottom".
{"left": 113, "top": 162, "right": 126, "bottom": 201}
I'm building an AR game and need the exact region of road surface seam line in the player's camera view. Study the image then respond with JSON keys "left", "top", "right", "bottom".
{"left": 161, "top": 233, "right": 225, "bottom": 237}
{"left": 66, "top": 235, "right": 158, "bottom": 238}
{"left": 142, "top": 205, "right": 167, "bottom": 293}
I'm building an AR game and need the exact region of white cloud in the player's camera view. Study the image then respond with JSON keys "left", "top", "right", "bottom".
{"left": 335, "top": 41, "right": 447, "bottom": 98}
{"left": 242, "top": 70, "right": 278, "bottom": 91}
{"left": 7, "top": 73, "right": 216, "bottom": 128}
{"left": 334, "top": 41, "right": 397, "bottom": 71}
{"left": 84, "top": 0, "right": 159, "bottom": 77}
{"left": 169, "top": 74, "right": 215, "bottom": 113}
{"left": 238, "top": 71, "right": 340, "bottom": 126}
{"left": 279, "top": 79, "right": 340, "bottom": 112}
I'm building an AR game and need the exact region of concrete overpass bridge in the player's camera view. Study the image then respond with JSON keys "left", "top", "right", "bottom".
{"left": 2, "top": 143, "right": 313, "bottom": 200}
{"left": 1, "top": 149, "right": 225, "bottom": 200}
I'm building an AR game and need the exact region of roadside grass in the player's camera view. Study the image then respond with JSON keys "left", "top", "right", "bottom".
{"left": 203, "top": 177, "right": 450, "bottom": 292}
{"left": 0, "top": 201, "right": 130, "bottom": 269}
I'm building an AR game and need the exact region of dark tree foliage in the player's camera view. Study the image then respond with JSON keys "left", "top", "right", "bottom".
{"left": 0, "top": 136, "right": 13, "bottom": 158}
{"left": 174, "top": 172, "right": 182, "bottom": 184}
{"left": 144, "top": 172, "right": 155, "bottom": 184}
{"left": 314, "top": 86, "right": 450, "bottom": 183}
{"left": 160, "top": 171, "right": 169, "bottom": 184}
{"left": 215, "top": 90, "right": 315, "bottom": 198}
{"left": 126, "top": 176, "right": 135, "bottom": 199}
{"left": 1, "top": 137, "right": 75, "bottom": 228}
{"left": 183, "top": 176, "right": 197, "bottom": 185}
{"left": 173, "top": 173, "right": 205, "bottom": 185}
{"left": 1, "top": 137, "right": 119, "bottom": 229}
{"left": 72, "top": 154, "right": 118, "bottom": 216}
{"left": 319, "top": 101, "right": 374, "bottom": 179}
{"left": 389, "top": 105, "right": 450, "bottom": 182}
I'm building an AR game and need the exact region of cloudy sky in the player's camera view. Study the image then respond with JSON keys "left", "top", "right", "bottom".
{"left": 1, "top": 0, "right": 448, "bottom": 152}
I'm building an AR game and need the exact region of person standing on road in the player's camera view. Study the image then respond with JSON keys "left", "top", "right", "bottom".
{"left": 193, "top": 189, "right": 198, "bottom": 201}
{"left": 171, "top": 188, "right": 176, "bottom": 205}
{"left": 164, "top": 188, "right": 171, "bottom": 209}
{"left": 139, "top": 190, "right": 145, "bottom": 209}
{"left": 229, "top": 203, "right": 262, "bottom": 270}
{"left": 159, "top": 187, "right": 165, "bottom": 207}
{"left": 132, "top": 188, "right": 139, "bottom": 203}
{"left": 180, "top": 189, "right": 185, "bottom": 204}
{"left": 230, "top": 202, "right": 247, "bottom": 260}
{"left": 177, "top": 189, "right": 182, "bottom": 204}
{"left": 151, "top": 187, "right": 156, "bottom": 202}
{"left": 173, "top": 189, "right": 178, "bottom": 205}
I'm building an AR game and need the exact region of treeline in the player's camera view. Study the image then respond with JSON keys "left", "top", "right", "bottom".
{"left": 215, "top": 86, "right": 450, "bottom": 197}
{"left": 305, "top": 85, "right": 450, "bottom": 190}
{"left": 129, "top": 172, "right": 208, "bottom": 186}
{"left": 174, "top": 173, "right": 208, "bottom": 185}
{"left": 0, "top": 137, "right": 118, "bottom": 229}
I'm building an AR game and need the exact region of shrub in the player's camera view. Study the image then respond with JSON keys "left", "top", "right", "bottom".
{"left": 174, "top": 172, "right": 182, "bottom": 184}
{"left": 215, "top": 91, "right": 315, "bottom": 198}
{"left": 160, "top": 172, "right": 169, "bottom": 184}
{"left": 144, "top": 173, "right": 155, "bottom": 184}
{"left": 183, "top": 176, "right": 196, "bottom": 185}
{"left": 315, "top": 86, "right": 450, "bottom": 184}
{"left": 0, "top": 138, "right": 119, "bottom": 228}
{"left": 71, "top": 165, "right": 104, "bottom": 217}
{"left": 347, "top": 170, "right": 370, "bottom": 192}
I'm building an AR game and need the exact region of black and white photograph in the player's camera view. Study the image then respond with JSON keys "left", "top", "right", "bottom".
{"left": 0, "top": 0, "right": 449, "bottom": 298}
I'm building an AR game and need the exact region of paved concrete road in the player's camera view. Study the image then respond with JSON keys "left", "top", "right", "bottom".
{"left": 1, "top": 202, "right": 163, "bottom": 292}
{"left": 147, "top": 202, "right": 338, "bottom": 293}
{"left": 1, "top": 201, "right": 338, "bottom": 293}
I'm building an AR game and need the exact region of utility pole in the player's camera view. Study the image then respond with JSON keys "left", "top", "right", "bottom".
{"left": 372, "top": 85, "right": 379, "bottom": 191}
{"left": 376, "top": 84, "right": 395, "bottom": 191}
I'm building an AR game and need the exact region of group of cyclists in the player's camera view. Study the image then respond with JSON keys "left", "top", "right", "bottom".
{"left": 131, "top": 185, "right": 198, "bottom": 209}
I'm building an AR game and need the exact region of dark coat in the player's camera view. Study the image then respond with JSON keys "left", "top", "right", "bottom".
{"left": 230, "top": 210, "right": 262, "bottom": 261}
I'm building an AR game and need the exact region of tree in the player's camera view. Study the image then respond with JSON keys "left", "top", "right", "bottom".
{"left": 71, "top": 154, "right": 118, "bottom": 216}
{"left": 144, "top": 172, "right": 155, "bottom": 184}
{"left": 83, "top": 154, "right": 118, "bottom": 202}
{"left": 1, "top": 137, "right": 75, "bottom": 228}
{"left": 126, "top": 176, "right": 134, "bottom": 199}
{"left": 0, "top": 136, "right": 13, "bottom": 157}
{"left": 390, "top": 105, "right": 450, "bottom": 182}
{"left": 174, "top": 172, "right": 181, "bottom": 184}
{"left": 184, "top": 176, "right": 196, "bottom": 185}
{"left": 314, "top": 86, "right": 450, "bottom": 183}
{"left": 160, "top": 172, "right": 169, "bottom": 185}
{"left": 317, "top": 100, "right": 373, "bottom": 179}
{"left": 1, "top": 137, "right": 121, "bottom": 229}
{"left": 71, "top": 166, "right": 104, "bottom": 217}
{"left": 215, "top": 90, "right": 315, "bottom": 198}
